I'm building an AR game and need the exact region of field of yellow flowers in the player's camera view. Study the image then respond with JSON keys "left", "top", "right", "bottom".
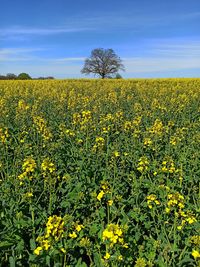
{"left": 0, "top": 79, "right": 199, "bottom": 266}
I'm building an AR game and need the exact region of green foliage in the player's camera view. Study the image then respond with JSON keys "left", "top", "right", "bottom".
{"left": 18, "top": 72, "right": 32, "bottom": 80}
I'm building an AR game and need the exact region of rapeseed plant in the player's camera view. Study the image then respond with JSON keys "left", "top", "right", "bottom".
{"left": 0, "top": 79, "right": 199, "bottom": 266}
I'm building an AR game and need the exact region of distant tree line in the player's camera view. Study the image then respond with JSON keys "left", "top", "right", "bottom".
{"left": 0, "top": 73, "right": 54, "bottom": 80}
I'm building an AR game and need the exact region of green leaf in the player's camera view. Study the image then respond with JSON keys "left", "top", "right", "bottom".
{"left": 46, "top": 255, "right": 51, "bottom": 266}
{"left": 0, "top": 240, "right": 13, "bottom": 248}
{"left": 9, "top": 256, "right": 15, "bottom": 267}
{"left": 93, "top": 252, "right": 103, "bottom": 267}
{"left": 75, "top": 258, "right": 88, "bottom": 267}
{"left": 30, "top": 238, "right": 36, "bottom": 250}
{"left": 89, "top": 223, "right": 99, "bottom": 235}
{"left": 98, "top": 207, "right": 106, "bottom": 219}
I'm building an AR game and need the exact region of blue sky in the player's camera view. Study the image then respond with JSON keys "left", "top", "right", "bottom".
{"left": 1, "top": 0, "right": 200, "bottom": 78}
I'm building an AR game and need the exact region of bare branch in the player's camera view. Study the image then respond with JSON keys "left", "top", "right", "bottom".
{"left": 81, "top": 48, "right": 125, "bottom": 79}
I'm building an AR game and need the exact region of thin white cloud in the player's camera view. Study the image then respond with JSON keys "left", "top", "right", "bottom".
{"left": 123, "top": 57, "right": 200, "bottom": 73}
{"left": 54, "top": 57, "right": 86, "bottom": 62}
{"left": 0, "top": 26, "right": 92, "bottom": 38}
{"left": 0, "top": 48, "right": 43, "bottom": 55}
{"left": 0, "top": 49, "right": 85, "bottom": 63}
{"left": 70, "top": 11, "right": 200, "bottom": 29}
{"left": 123, "top": 39, "right": 200, "bottom": 73}
{"left": 0, "top": 48, "right": 44, "bottom": 62}
{"left": 151, "top": 40, "right": 200, "bottom": 59}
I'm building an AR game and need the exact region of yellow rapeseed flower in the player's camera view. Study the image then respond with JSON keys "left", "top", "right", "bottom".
{"left": 104, "top": 252, "right": 111, "bottom": 260}
{"left": 107, "top": 200, "right": 113, "bottom": 206}
{"left": 118, "top": 255, "right": 123, "bottom": 261}
{"left": 24, "top": 192, "right": 33, "bottom": 198}
{"left": 34, "top": 246, "right": 43, "bottom": 255}
{"left": 75, "top": 224, "right": 84, "bottom": 232}
{"left": 60, "top": 247, "right": 66, "bottom": 254}
{"left": 190, "top": 235, "right": 200, "bottom": 246}
{"left": 41, "top": 158, "right": 56, "bottom": 173}
{"left": 192, "top": 250, "right": 200, "bottom": 260}
{"left": 113, "top": 151, "right": 120, "bottom": 157}
{"left": 69, "top": 232, "right": 77, "bottom": 239}
{"left": 97, "top": 190, "right": 105, "bottom": 201}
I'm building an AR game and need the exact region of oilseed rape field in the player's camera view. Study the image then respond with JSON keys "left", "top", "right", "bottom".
{"left": 0, "top": 79, "right": 199, "bottom": 267}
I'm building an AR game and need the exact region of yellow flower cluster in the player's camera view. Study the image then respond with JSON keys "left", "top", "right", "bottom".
{"left": 19, "top": 130, "right": 28, "bottom": 143}
{"left": 170, "top": 127, "right": 187, "bottom": 146}
{"left": 46, "top": 215, "right": 64, "bottom": 240}
{"left": 166, "top": 192, "right": 197, "bottom": 230}
{"left": 102, "top": 224, "right": 127, "bottom": 248}
{"left": 59, "top": 123, "right": 76, "bottom": 139}
{"left": 104, "top": 252, "right": 111, "bottom": 260}
{"left": 96, "top": 181, "right": 111, "bottom": 202}
{"left": 34, "top": 236, "right": 51, "bottom": 255}
{"left": 17, "top": 99, "right": 30, "bottom": 112}
{"left": 123, "top": 121, "right": 133, "bottom": 132}
{"left": 18, "top": 156, "right": 36, "bottom": 181}
{"left": 132, "top": 116, "right": 142, "bottom": 127}
{"left": 99, "top": 113, "right": 114, "bottom": 125}
{"left": 143, "top": 137, "right": 153, "bottom": 147}
{"left": 81, "top": 110, "right": 92, "bottom": 123}
{"left": 69, "top": 222, "right": 84, "bottom": 239}
{"left": 170, "top": 136, "right": 181, "bottom": 146}
{"left": 92, "top": 136, "right": 105, "bottom": 152}
{"left": 0, "top": 127, "right": 9, "bottom": 144}
{"left": 146, "top": 194, "right": 160, "bottom": 209}
{"left": 115, "top": 110, "right": 123, "bottom": 120}
{"left": 177, "top": 210, "right": 197, "bottom": 230}
{"left": 33, "top": 115, "right": 52, "bottom": 141}
{"left": 72, "top": 112, "right": 81, "bottom": 125}
{"left": 166, "top": 192, "right": 185, "bottom": 211}
{"left": 190, "top": 235, "right": 200, "bottom": 246}
{"left": 161, "top": 158, "right": 176, "bottom": 173}
{"left": 41, "top": 158, "right": 56, "bottom": 175}
{"left": 101, "top": 125, "right": 111, "bottom": 135}
{"left": 192, "top": 250, "right": 200, "bottom": 260}
{"left": 72, "top": 110, "right": 92, "bottom": 130}
{"left": 190, "top": 235, "right": 200, "bottom": 261}
{"left": 65, "top": 129, "right": 75, "bottom": 137}
{"left": 148, "top": 119, "right": 164, "bottom": 135}
{"left": 34, "top": 215, "right": 64, "bottom": 255}
{"left": 137, "top": 156, "right": 149, "bottom": 173}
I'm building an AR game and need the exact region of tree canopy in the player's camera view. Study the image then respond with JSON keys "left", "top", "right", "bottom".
{"left": 81, "top": 48, "right": 125, "bottom": 79}
{"left": 18, "top": 73, "right": 32, "bottom": 80}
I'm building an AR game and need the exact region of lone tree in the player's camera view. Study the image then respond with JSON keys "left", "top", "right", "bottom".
{"left": 81, "top": 48, "right": 125, "bottom": 79}
{"left": 18, "top": 73, "right": 32, "bottom": 80}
